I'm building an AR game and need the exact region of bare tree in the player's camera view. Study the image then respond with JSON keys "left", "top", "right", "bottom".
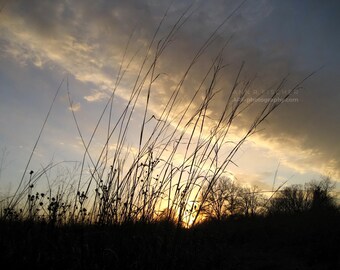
{"left": 239, "top": 186, "right": 265, "bottom": 216}
{"left": 200, "top": 177, "right": 245, "bottom": 220}
{"left": 267, "top": 178, "right": 338, "bottom": 215}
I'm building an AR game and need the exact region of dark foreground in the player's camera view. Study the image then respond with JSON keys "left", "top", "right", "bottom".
{"left": 1, "top": 213, "right": 339, "bottom": 270}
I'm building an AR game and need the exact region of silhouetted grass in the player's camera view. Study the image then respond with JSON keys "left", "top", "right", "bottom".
{"left": 1, "top": 2, "right": 319, "bottom": 227}
{"left": 1, "top": 2, "right": 339, "bottom": 269}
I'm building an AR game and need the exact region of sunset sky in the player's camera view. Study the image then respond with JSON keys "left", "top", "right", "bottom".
{"left": 0, "top": 0, "right": 339, "bottom": 196}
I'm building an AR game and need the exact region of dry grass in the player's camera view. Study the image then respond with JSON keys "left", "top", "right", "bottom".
{"left": 0, "top": 1, "right": 323, "bottom": 229}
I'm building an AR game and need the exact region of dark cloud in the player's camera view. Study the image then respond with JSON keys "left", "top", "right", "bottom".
{"left": 238, "top": 0, "right": 340, "bottom": 177}
{"left": 1, "top": 0, "right": 339, "bottom": 178}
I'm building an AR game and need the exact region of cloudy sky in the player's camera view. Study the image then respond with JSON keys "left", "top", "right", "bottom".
{"left": 0, "top": 0, "right": 339, "bottom": 195}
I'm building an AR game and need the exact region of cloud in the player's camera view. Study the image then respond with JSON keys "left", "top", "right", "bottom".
{"left": 69, "top": 102, "right": 81, "bottom": 112}
{"left": 1, "top": 0, "right": 339, "bottom": 181}
{"left": 84, "top": 90, "right": 107, "bottom": 102}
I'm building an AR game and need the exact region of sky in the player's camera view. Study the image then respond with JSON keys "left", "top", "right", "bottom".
{"left": 0, "top": 0, "right": 340, "bottom": 196}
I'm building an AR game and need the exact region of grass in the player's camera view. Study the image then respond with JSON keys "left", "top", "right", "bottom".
{"left": 1, "top": 0, "right": 320, "bottom": 226}
{"left": 0, "top": 2, "right": 339, "bottom": 269}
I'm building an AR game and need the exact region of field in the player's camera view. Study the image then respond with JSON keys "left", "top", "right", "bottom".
{"left": 1, "top": 1, "right": 340, "bottom": 269}
{"left": 1, "top": 210, "right": 339, "bottom": 269}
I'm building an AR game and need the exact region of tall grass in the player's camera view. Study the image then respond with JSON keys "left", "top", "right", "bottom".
{"left": 0, "top": 2, "right": 317, "bottom": 228}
